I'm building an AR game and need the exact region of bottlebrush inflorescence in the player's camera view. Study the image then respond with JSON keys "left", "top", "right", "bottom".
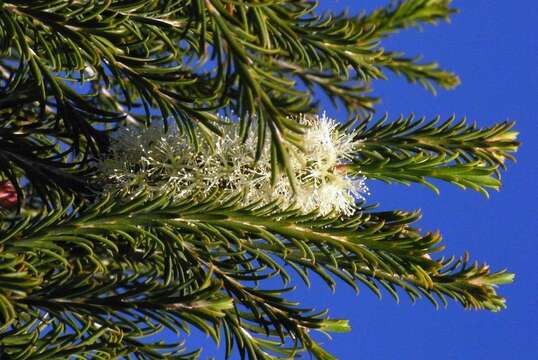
{"left": 97, "top": 113, "right": 368, "bottom": 216}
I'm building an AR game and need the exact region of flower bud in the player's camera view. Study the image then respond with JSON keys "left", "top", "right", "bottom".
{"left": 0, "top": 181, "right": 17, "bottom": 208}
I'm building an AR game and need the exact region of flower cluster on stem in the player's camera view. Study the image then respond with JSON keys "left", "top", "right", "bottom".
{"left": 97, "top": 113, "right": 368, "bottom": 216}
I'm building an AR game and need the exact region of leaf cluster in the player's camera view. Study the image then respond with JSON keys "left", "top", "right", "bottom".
{"left": 0, "top": 0, "right": 460, "bottom": 197}
{"left": 347, "top": 114, "right": 518, "bottom": 196}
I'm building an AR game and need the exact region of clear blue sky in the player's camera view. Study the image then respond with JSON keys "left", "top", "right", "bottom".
{"left": 186, "top": 1, "right": 538, "bottom": 358}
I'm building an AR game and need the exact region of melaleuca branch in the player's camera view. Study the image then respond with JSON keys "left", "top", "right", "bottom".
{"left": 0, "top": 0, "right": 463, "bottom": 174}
{"left": 0, "top": 1, "right": 520, "bottom": 359}
{"left": 0, "top": 188, "right": 513, "bottom": 358}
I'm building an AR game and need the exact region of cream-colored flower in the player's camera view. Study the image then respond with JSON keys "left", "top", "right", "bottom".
{"left": 97, "top": 114, "right": 368, "bottom": 217}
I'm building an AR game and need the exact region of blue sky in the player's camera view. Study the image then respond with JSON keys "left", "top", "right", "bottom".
{"left": 186, "top": 1, "right": 538, "bottom": 358}
{"left": 314, "top": 1, "right": 538, "bottom": 358}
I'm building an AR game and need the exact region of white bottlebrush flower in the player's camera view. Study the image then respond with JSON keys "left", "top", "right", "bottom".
{"left": 97, "top": 113, "right": 368, "bottom": 217}
{"left": 281, "top": 112, "right": 367, "bottom": 216}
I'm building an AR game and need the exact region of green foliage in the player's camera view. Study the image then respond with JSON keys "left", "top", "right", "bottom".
{"left": 0, "top": 0, "right": 519, "bottom": 359}
{"left": 0, "top": 0, "right": 460, "bottom": 193}
{"left": 0, "top": 191, "right": 512, "bottom": 358}
{"left": 347, "top": 114, "right": 518, "bottom": 195}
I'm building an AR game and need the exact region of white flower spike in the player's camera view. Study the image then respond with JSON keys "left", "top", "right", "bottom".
{"left": 97, "top": 114, "right": 368, "bottom": 217}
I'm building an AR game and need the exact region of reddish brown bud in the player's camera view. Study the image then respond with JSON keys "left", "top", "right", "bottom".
{"left": 334, "top": 164, "right": 349, "bottom": 174}
{"left": 0, "top": 181, "right": 17, "bottom": 208}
